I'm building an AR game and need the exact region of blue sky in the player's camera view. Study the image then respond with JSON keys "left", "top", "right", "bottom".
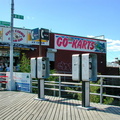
{"left": 0, "top": 0, "right": 120, "bottom": 62}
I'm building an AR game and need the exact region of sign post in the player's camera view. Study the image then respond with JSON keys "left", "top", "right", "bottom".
{"left": 9, "top": 0, "right": 24, "bottom": 90}
{"left": 9, "top": 0, "right": 14, "bottom": 90}
{"left": 38, "top": 28, "right": 49, "bottom": 100}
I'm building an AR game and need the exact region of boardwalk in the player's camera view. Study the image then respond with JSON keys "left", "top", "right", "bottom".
{"left": 0, "top": 91, "right": 120, "bottom": 120}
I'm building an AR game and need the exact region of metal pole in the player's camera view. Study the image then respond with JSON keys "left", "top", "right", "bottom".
{"left": 39, "top": 29, "right": 42, "bottom": 57}
{"left": 82, "top": 81, "right": 90, "bottom": 107}
{"left": 10, "top": 0, "right": 14, "bottom": 90}
{"left": 38, "top": 29, "right": 48, "bottom": 100}
{"left": 38, "top": 29, "right": 43, "bottom": 99}
{"left": 100, "top": 77, "right": 103, "bottom": 104}
{"left": 59, "top": 76, "right": 61, "bottom": 98}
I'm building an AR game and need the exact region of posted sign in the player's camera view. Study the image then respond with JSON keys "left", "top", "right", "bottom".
{"left": 15, "top": 73, "right": 31, "bottom": 92}
{"left": 55, "top": 34, "right": 106, "bottom": 53}
{"left": 6, "top": 72, "right": 31, "bottom": 92}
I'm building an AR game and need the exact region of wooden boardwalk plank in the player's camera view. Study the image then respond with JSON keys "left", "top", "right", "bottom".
{"left": 53, "top": 97, "right": 63, "bottom": 120}
{"left": 0, "top": 91, "right": 120, "bottom": 120}
{"left": 39, "top": 97, "right": 55, "bottom": 120}
{"left": 73, "top": 100, "right": 84, "bottom": 120}
{"left": 35, "top": 98, "right": 53, "bottom": 120}
{"left": 1, "top": 93, "right": 36, "bottom": 120}
{"left": 47, "top": 97, "right": 59, "bottom": 120}
{"left": 28, "top": 96, "right": 51, "bottom": 120}
{"left": 0, "top": 92, "right": 33, "bottom": 119}
{"left": 58, "top": 98, "right": 64, "bottom": 120}
{"left": 72, "top": 99, "right": 83, "bottom": 120}
{"left": 94, "top": 103, "right": 120, "bottom": 120}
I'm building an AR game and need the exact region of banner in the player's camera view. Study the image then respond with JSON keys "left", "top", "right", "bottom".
{"left": 55, "top": 34, "right": 106, "bottom": 53}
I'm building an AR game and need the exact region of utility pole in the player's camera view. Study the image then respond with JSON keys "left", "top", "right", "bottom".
{"left": 9, "top": 0, "right": 14, "bottom": 90}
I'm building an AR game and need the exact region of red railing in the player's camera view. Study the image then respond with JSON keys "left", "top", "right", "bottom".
{"left": 0, "top": 73, "right": 8, "bottom": 84}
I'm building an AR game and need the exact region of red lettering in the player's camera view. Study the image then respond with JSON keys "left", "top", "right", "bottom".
{"left": 63, "top": 38, "right": 68, "bottom": 47}
{"left": 72, "top": 40, "right": 78, "bottom": 48}
{"left": 5, "top": 30, "right": 11, "bottom": 36}
{"left": 56, "top": 37, "right": 63, "bottom": 47}
{"left": 87, "top": 41, "right": 91, "bottom": 49}
{"left": 82, "top": 40, "right": 87, "bottom": 49}
{"left": 13, "top": 40, "right": 17, "bottom": 42}
{"left": 90, "top": 42, "right": 95, "bottom": 50}
{"left": 77, "top": 40, "right": 82, "bottom": 48}
{"left": 18, "top": 38, "right": 23, "bottom": 41}
{"left": 15, "top": 30, "right": 25, "bottom": 37}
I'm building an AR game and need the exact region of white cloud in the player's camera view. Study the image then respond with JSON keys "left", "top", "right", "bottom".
{"left": 106, "top": 38, "right": 120, "bottom": 51}
{"left": 26, "top": 16, "right": 35, "bottom": 20}
{"left": 87, "top": 35, "right": 105, "bottom": 40}
{"left": 27, "top": 16, "right": 30, "bottom": 19}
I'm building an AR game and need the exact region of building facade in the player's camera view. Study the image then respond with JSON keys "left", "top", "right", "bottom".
{"left": 30, "top": 32, "right": 107, "bottom": 74}
{"left": 1, "top": 26, "right": 118, "bottom": 75}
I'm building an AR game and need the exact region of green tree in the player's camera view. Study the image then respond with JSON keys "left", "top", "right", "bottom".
{"left": 20, "top": 53, "right": 30, "bottom": 72}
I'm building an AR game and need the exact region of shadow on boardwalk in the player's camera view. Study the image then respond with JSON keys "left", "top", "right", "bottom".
{"left": 48, "top": 97, "right": 120, "bottom": 116}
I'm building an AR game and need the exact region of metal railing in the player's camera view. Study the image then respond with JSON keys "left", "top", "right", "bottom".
{"left": 31, "top": 74, "right": 120, "bottom": 104}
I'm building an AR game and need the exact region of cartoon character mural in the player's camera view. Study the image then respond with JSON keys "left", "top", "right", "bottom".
{"left": 95, "top": 41, "right": 106, "bottom": 53}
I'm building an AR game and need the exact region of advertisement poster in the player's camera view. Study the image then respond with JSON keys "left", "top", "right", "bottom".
{"left": 55, "top": 34, "right": 106, "bottom": 53}
{"left": 27, "top": 28, "right": 50, "bottom": 46}
{"left": 0, "top": 26, "right": 49, "bottom": 46}
{"left": 3, "top": 27, "right": 28, "bottom": 44}
{"left": 6, "top": 72, "right": 31, "bottom": 92}
{"left": 14, "top": 72, "right": 31, "bottom": 92}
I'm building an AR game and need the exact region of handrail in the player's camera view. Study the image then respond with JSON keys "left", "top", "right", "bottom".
{"left": 97, "top": 75, "right": 120, "bottom": 78}
{"left": 31, "top": 74, "right": 120, "bottom": 104}
{"left": 50, "top": 74, "right": 72, "bottom": 77}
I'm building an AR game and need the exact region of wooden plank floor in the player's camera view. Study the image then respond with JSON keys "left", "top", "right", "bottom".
{"left": 0, "top": 91, "right": 120, "bottom": 120}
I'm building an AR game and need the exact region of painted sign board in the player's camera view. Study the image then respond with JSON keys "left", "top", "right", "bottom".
{"left": 40, "top": 28, "right": 49, "bottom": 40}
{"left": 29, "top": 28, "right": 40, "bottom": 44}
{"left": 3, "top": 27, "right": 27, "bottom": 44}
{"left": 15, "top": 73, "right": 31, "bottom": 92}
{"left": 6, "top": 72, "right": 31, "bottom": 92}
{"left": 55, "top": 34, "right": 106, "bottom": 53}
{"left": 31, "top": 28, "right": 39, "bottom": 40}
{"left": 0, "top": 26, "right": 50, "bottom": 46}
{"left": 27, "top": 28, "right": 50, "bottom": 46}
{"left": 40, "top": 28, "right": 50, "bottom": 46}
